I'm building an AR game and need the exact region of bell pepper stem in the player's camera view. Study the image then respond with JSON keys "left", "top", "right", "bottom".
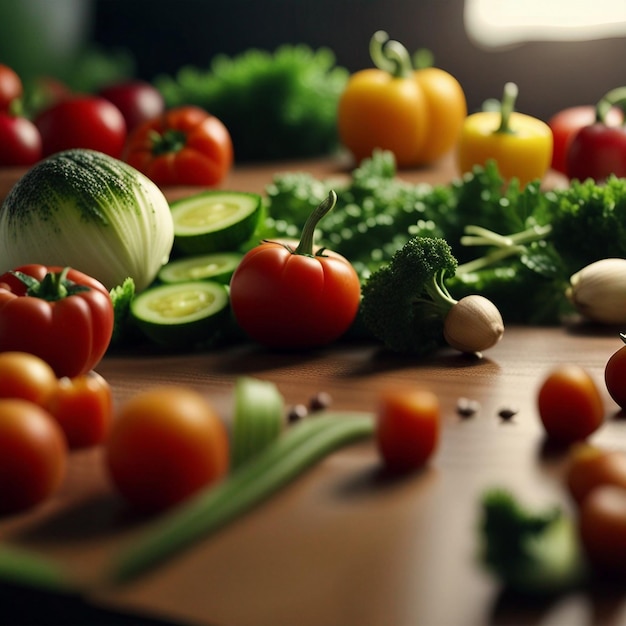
{"left": 294, "top": 190, "right": 337, "bottom": 257}
{"left": 369, "top": 30, "right": 413, "bottom": 79}
{"left": 496, "top": 82, "right": 519, "bottom": 135}
{"left": 596, "top": 86, "right": 626, "bottom": 125}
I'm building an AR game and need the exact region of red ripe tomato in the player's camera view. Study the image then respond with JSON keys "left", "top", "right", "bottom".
{"left": 0, "top": 398, "right": 67, "bottom": 514}
{"left": 47, "top": 372, "right": 113, "bottom": 449}
{"left": 537, "top": 365, "right": 604, "bottom": 444}
{"left": 0, "top": 112, "right": 42, "bottom": 166}
{"left": 106, "top": 386, "right": 229, "bottom": 513}
{"left": 0, "top": 64, "right": 22, "bottom": 113}
{"left": 0, "top": 352, "right": 58, "bottom": 407}
{"left": 123, "top": 105, "right": 233, "bottom": 186}
{"left": 35, "top": 95, "right": 127, "bottom": 158}
{"left": 376, "top": 387, "right": 440, "bottom": 473}
{"left": 99, "top": 80, "right": 165, "bottom": 132}
{"left": 605, "top": 339, "right": 626, "bottom": 411}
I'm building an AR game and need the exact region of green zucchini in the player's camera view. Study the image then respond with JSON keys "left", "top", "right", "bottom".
{"left": 158, "top": 252, "right": 243, "bottom": 285}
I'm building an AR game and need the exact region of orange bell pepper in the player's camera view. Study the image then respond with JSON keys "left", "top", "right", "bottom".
{"left": 337, "top": 31, "right": 467, "bottom": 168}
{"left": 457, "top": 82, "right": 553, "bottom": 187}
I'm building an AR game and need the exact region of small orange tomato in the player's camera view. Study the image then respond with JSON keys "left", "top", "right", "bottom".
{"left": 537, "top": 365, "right": 604, "bottom": 444}
{"left": 376, "top": 386, "right": 440, "bottom": 473}
{"left": 0, "top": 351, "right": 58, "bottom": 407}
{"left": 565, "top": 443, "right": 626, "bottom": 506}
{"left": 106, "top": 386, "right": 229, "bottom": 513}
{"left": 47, "top": 372, "right": 113, "bottom": 449}
{"left": 605, "top": 339, "right": 626, "bottom": 411}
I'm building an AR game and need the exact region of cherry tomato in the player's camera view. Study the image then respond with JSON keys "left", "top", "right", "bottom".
{"left": 106, "top": 386, "right": 229, "bottom": 513}
{"left": 605, "top": 339, "right": 626, "bottom": 411}
{"left": 565, "top": 443, "right": 626, "bottom": 506}
{"left": 0, "top": 352, "right": 58, "bottom": 406}
{"left": 99, "top": 80, "right": 165, "bottom": 132}
{"left": 547, "top": 105, "right": 622, "bottom": 175}
{"left": 123, "top": 105, "right": 233, "bottom": 186}
{"left": 0, "top": 112, "right": 42, "bottom": 166}
{"left": 537, "top": 365, "right": 604, "bottom": 444}
{"left": 0, "top": 398, "right": 67, "bottom": 514}
{"left": 46, "top": 372, "right": 113, "bottom": 449}
{"left": 35, "top": 95, "right": 127, "bottom": 158}
{"left": 376, "top": 387, "right": 440, "bottom": 473}
{"left": 0, "top": 64, "right": 22, "bottom": 113}
{"left": 578, "top": 485, "right": 626, "bottom": 576}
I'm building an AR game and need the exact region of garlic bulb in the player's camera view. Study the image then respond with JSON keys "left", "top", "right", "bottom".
{"left": 443, "top": 295, "right": 504, "bottom": 354}
{"left": 567, "top": 258, "right": 626, "bottom": 325}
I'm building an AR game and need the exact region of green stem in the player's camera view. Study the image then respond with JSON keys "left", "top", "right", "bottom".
{"left": 294, "top": 190, "right": 337, "bottom": 256}
{"left": 496, "top": 82, "right": 519, "bottom": 134}
{"left": 369, "top": 30, "right": 413, "bottom": 79}
{"left": 457, "top": 245, "right": 527, "bottom": 275}
{"left": 595, "top": 86, "right": 626, "bottom": 125}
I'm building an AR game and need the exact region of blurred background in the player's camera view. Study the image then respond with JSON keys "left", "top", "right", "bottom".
{"left": 0, "top": 0, "right": 624, "bottom": 136}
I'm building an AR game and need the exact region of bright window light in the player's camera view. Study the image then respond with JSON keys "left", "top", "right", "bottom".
{"left": 465, "top": 0, "right": 626, "bottom": 48}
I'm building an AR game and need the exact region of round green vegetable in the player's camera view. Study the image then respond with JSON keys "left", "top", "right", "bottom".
{"left": 0, "top": 149, "right": 174, "bottom": 292}
{"left": 158, "top": 252, "right": 243, "bottom": 285}
{"left": 170, "top": 190, "right": 262, "bottom": 255}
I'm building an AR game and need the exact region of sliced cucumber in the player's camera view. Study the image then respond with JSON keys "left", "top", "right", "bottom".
{"left": 170, "top": 191, "right": 262, "bottom": 255}
{"left": 158, "top": 252, "right": 243, "bottom": 285}
{"left": 131, "top": 281, "right": 229, "bottom": 347}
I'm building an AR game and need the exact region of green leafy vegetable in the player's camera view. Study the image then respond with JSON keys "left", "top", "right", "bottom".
{"left": 109, "top": 277, "right": 136, "bottom": 347}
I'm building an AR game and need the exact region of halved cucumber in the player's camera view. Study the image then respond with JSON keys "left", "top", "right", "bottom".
{"left": 131, "top": 281, "right": 229, "bottom": 347}
{"left": 170, "top": 191, "right": 262, "bottom": 255}
{"left": 158, "top": 252, "right": 243, "bottom": 285}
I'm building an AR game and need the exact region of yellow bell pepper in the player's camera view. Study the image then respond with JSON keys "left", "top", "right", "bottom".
{"left": 338, "top": 31, "right": 467, "bottom": 168}
{"left": 457, "top": 83, "right": 553, "bottom": 187}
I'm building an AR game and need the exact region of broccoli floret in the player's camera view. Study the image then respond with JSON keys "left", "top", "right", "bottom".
{"left": 360, "top": 236, "right": 458, "bottom": 354}
{"left": 480, "top": 489, "right": 586, "bottom": 595}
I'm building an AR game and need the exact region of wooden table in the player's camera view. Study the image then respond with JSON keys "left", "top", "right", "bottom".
{"left": 1, "top": 157, "right": 624, "bottom": 626}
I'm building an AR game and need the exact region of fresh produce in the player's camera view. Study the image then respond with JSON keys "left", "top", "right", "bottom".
{"left": 338, "top": 31, "right": 466, "bottom": 167}
{"left": 0, "top": 149, "right": 174, "bottom": 292}
{"left": 105, "top": 386, "right": 229, "bottom": 513}
{"left": 567, "top": 258, "right": 626, "bottom": 325}
{"left": 376, "top": 386, "right": 440, "bottom": 473}
{"left": 457, "top": 82, "right": 553, "bottom": 187}
{"left": 548, "top": 105, "right": 622, "bottom": 175}
{"left": 156, "top": 45, "right": 348, "bottom": 161}
{"left": 130, "top": 280, "right": 230, "bottom": 348}
{"left": 479, "top": 489, "right": 586, "bottom": 595}
{"left": 0, "top": 351, "right": 57, "bottom": 406}
{"left": 169, "top": 190, "right": 262, "bottom": 255}
{"left": 108, "top": 410, "right": 374, "bottom": 583}
{"left": 0, "top": 544, "right": 71, "bottom": 591}
{"left": 0, "top": 265, "right": 114, "bottom": 378}
{"left": 98, "top": 80, "right": 165, "bottom": 132}
{"left": 605, "top": 333, "right": 626, "bottom": 411}
{"left": 46, "top": 372, "right": 113, "bottom": 449}
{"left": 230, "top": 191, "right": 361, "bottom": 350}
{"left": 537, "top": 365, "right": 604, "bottom": 444}
{"left": 35, "top": 95, "right": 127, "bottom": 158}
{"left": 566, "top": 87, "right": 626, "bottom": 182}
{"left": 0, "top": 398, "right": 67, "bottom": 514}
{"left": 0, "top": 112, "right": 42, "bottom": 166}
{"left": 0, "top": 64, "right": 22, "bottom": 113}
{"left": 123, "top": 105, "right": 233, "bottom": 187}
{"left": 359, "top": 236, "right": 504, "bottom": 355}
{"left": 157, "top": 252, "right": 243, "bottom": 285}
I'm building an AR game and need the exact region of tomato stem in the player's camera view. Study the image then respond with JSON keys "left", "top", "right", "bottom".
{"left": 495, "top": 82, "right": 519, "bottom": 135}
{"left": 150, "top": 129, "right": 187, "bottom": 155}
{"left": 294, "top": 190, "right": 337, "bottom": 257}
{"left": 596, "top": 87, "right": 626, "bottom": 126}
{"left": 11, "top": 267, "right": 89, "bottom": 301}
{"left": 369, "top": 30, "right": 413, "bottom": 79}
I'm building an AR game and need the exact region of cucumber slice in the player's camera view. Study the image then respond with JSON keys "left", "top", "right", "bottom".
{"left": 158, "top": 252, "right": 243, "bottom": 285}
{"left": 170, "top": 191, "right": 262, "bottom": 255}
{"left": 131, "top": 281, "right": 229, "bottom": 347}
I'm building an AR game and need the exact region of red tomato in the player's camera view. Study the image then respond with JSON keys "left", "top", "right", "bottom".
{"left": 0, "top": 112, "right": 42, "bottom": 166}
{"left": 376, "top": 387, "right": 440, "bottom": 473}
{"left": 106, "top": 386, "right": 229, "bottom": 513}
{"left": 605, "top": 340, "right": 626, "bottom": 411}
{"left": 47, "top": 372, "right": 113, "bottom": 449}
{"left": 0, "top": 265, "right": 114, "bottom": 378}
{"left": 0, "top": 352, "right": 57, "bottom": 406}
{"left": 537, "top": 365, "right": 604, "bottom": 444}
{"left": 548, "top": 105, "right": 622, "bottom": 175}
{"left": 99, "top": 80, "right": 165, "bottom": 132}
{"left": 0, "top": 398, "right": 67, "bottom": 514}
{"left": 0, "top": 64, "right": 22, "bottom": 113}
{"left": 123, "top": 105, "right": 233, "bottom": 186}
{"left": 578, "top": 485, "right": 626, "bottom": 576}
{"left": 566, "top": 123, "right": 626, "bottom": 182}
{"left": 35, "top": 95, "right": 126, "bottom": 158}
